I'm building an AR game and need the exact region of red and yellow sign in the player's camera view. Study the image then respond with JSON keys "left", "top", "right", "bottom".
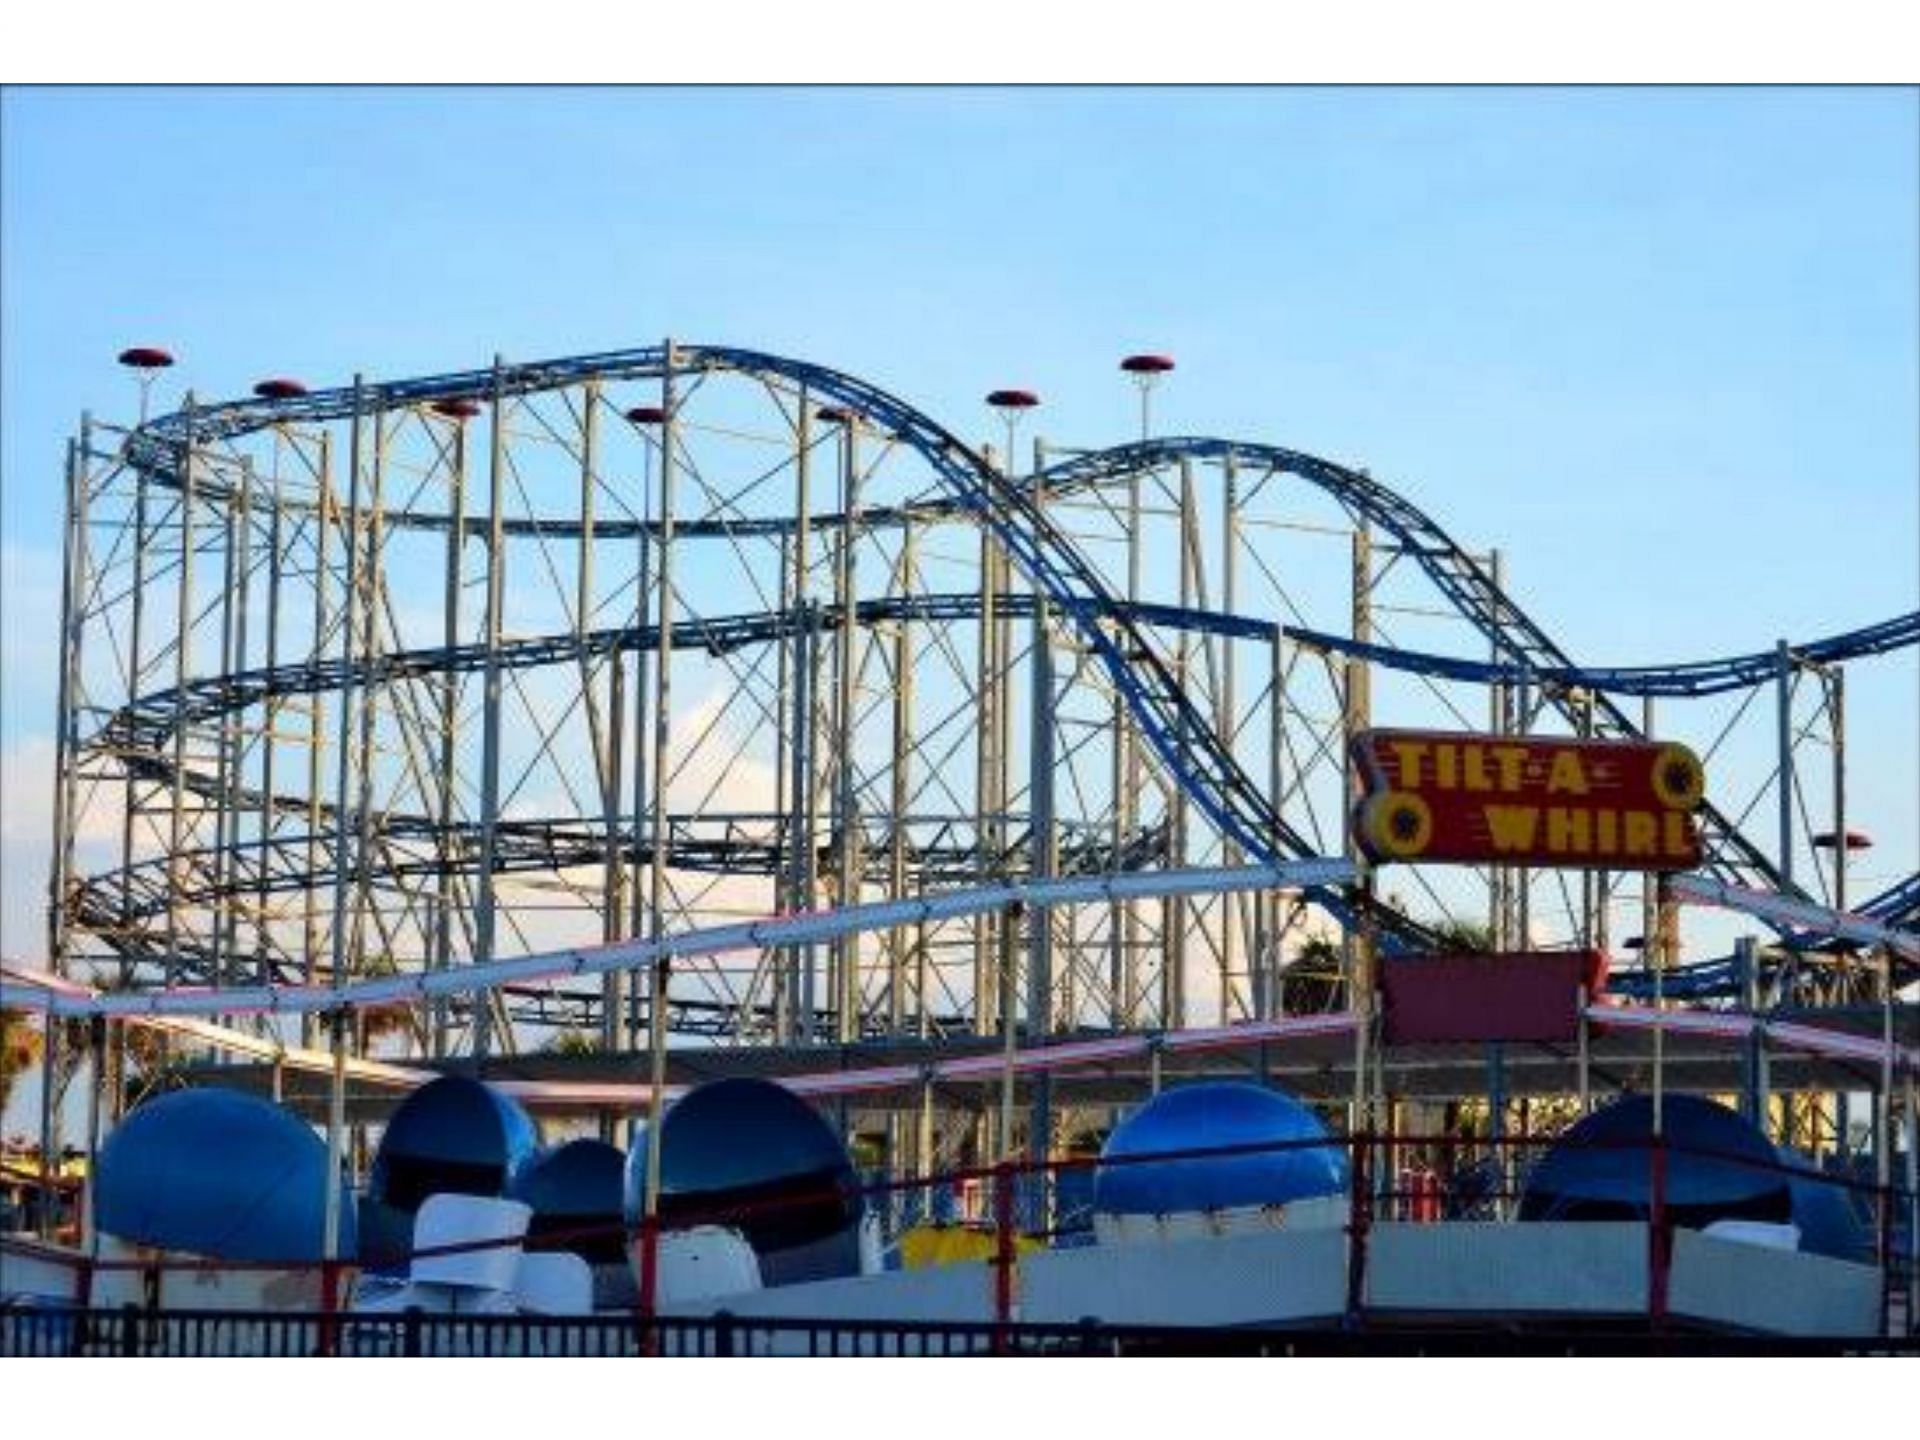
{"left": 1351, "top": 729, "right": 1704, "bottom": 870}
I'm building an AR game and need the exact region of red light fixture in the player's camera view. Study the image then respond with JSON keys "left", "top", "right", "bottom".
{"left": 1811, "top": 830, "right": 1873, "bottom": 851}
{"left": 117, "top": 346, "right": 175, "bottom": 370}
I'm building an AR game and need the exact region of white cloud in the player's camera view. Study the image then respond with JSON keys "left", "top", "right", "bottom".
{"left": 0, "top": 735, "right": 57, "bottom": 961}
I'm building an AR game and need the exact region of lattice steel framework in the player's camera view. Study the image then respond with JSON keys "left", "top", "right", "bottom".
{"left": 44, "top": 342, "right": 1920, "bottom": 1086}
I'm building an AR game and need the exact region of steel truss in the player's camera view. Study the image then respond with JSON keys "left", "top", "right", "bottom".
{"left": 45, "top": 344, "right": 1918, "bottom": 1089}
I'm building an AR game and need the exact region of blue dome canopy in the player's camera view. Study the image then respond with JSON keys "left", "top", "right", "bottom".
{"left": 1782, "top": 1152, "right": 1873, "bottom": 1262}
{"left": 623, "top": 1078, "right": 862, "bottom": 1280}
{"left": 360, "top": 1076, "right": 538, "bottom": 1270}
{"left": 510, "top": 1138, "right": 627, "bottom": 1265}
{"left": 95, "top": 1087, "right": 353, "bottom": 1263}
{"left": 1094, "top": 1082, "right": 1347, "bottom": 1216}
{"left": 368, "top": 1075, "right": 539, "bottom": 1214}
{"left": 1519, "top": 1095, "right": 1790, "bottom": 1228}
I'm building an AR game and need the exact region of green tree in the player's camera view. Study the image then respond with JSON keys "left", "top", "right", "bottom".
{"left": 1279, "top": 935, "right": 1348, "bottom": 1015}
{"left": 1429, "top": 919, "right": 1495, "bottom": 953}
{"left": 1, "top": 1008, "right": 45, "bottom": 1117}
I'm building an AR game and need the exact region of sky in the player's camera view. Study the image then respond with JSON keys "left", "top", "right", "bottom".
{"left": 2, "top": 85, "right": 1916, "bottom": 1014}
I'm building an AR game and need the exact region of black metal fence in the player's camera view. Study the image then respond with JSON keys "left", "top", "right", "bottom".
{"left": 3, "top": 1304, "right": 1916, "bottom": 1358}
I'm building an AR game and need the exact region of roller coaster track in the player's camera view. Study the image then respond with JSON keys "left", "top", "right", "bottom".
{"left": 83, "top": 589, "right": 1918, "bottom": 993}
{"left": 1287, "top": 612, "right": 1919, "bottom": 699}
{"left": 120, "top": 346, "right": 1441, "bottom": 957}
{"left": 91, "top": 590, "right": 1918, "bottom": 762}
{"left": 90, "top": 594, "right": 1265, "bottom": 758}
{"left": 1031, "top": 438, "right": 1844, "bottom": 908}
{"left": 74, "top": 812, "right": 1169, "bottom": 931}
{"left": 106, "top": 348, "right": 1914, "bottom": 980}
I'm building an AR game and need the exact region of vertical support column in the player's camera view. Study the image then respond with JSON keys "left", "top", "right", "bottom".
{"left": 49, "top": 433, "right": 87, "bottom": 980}
{"left": 1111, "top": 458, "right": 1145, "bottom": 1027}
{"left": 258, "top": 443, "right": 287, "bottom": 993}
{"left": 628, "top": 411, "right": 656, "bottom": 1016}
{"left": 789, "top": 391, "right": 817, "bottom": 1039}
{"left": 773, "top": 526, "right": 793, "bottom": 1043}
{"left": 1261, "top": 624, "right": 1289, "bottom": 1020}
{"left": 916, "top": 1072, "right": 936, "bottom": 1225}
{"left": 302, "top": 432, "right": 334, "bottom": 1047}
{"left": 1737, "top": 935, "right": 1767, "bottom": 1129}
{"left": 974, "top": 445, "right": 1001, "bottom": 1039}
{"left": 993, "top": 526, "right": 1015, "bottom": 1047}
{"left": 1346, "top": 522, "right": 1374, "bottom": 1135}
{"left": 1027, "top": 436, "right": 1056, "bottom": 1181}
{"left": 1515, "top": 662, "right": 1532, "bottom": 949}
{"left": 82, "top": 1016, "right": 105, "bottom": 1256}
{"left": 1576, "top": 984, "right": 1592, "bottom": 1115}
{"left": 433, "top": 409, "right": 468, "bottom": 1059}
{"left": 1164, "top": 459, "right": 1198, "bottom": 1032}
{"left": 319, "top": 382, "right": 366, "bottom": 1266}
{"left": 832, "top": 416, "right": 862, "bottom": 1043}
{"left": 1776, "top": 640, "right": 1796, "bottom": 894}
{"left": 789, "top": 612, "right": 816, "bottom": 1040}
{"left": 641, "top": 342, "right": 680, "bottom": 1224}
{"left": 207, "top": 453, "right": 246, "bottom": 1000}
{"left": 578, "top": 386, "right": 625, "bottom": 1067}
{"left": 165, "top": 397, "right": 200, "bottom": 991}
{"left": 1581, "top": 690, "right": 1608, "bottom": 954}
{"left": 472, "top": 360, "right": 508, "bottom": 1061}
{"left": 1487, "top": 550, "right": 1506, "bottom": 950}
{"left": 1646, "top": 695, "right": 1665, "bottom": 1138}
{"left": 39, "top": 431, "right": 88, "bottom": 1236}
{"left": 226, "top": 459, "right": 255, "bottom": 994}
{"left": 1218, "top": 456, "right": 1241, "bottom": 1023}
{"left": 1903, "top": 1070, "right": 1918, "bottom": 1325}
{"left": 888, "top": 521, "right": 917, "bottom": 1036}
{"left": 327, "top": 379, "right": 367, "bottom": 1033}
{"left": 1829, "top": 664, "right": 1848, "bottom": 915}
{"left": 1874, "top": 939, "right": 1893, "bottom": 1270}
{"left": 118, "top": 413, "right": 152, "bottom": 1031}
{"left": 350, "top": 409, "right": 387, "bottom": 1033}
{"left": 321, "top": 1005, "right": 348, "bottom": 1263}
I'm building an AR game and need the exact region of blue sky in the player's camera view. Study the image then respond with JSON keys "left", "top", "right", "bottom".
{"left": 3, "top": 86, "right": 1916, "bottom": 975}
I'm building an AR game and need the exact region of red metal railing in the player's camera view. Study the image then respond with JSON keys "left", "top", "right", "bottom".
{"left": 5, "top": 1129, "right": 1913, "bottom": 1342}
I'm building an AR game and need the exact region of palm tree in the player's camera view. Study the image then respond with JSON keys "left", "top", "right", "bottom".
{"left": 1, "top": 1008, "right": 45, "bottom": 1117}
{"left": 1279, "top": 936, "right": 1348, "bottom": 1015}
{"left": 355, "top": 953, "right": 423, "bottom": 1055}
{"left": 1429, "top": 919, "right": 1495, "bottom": 953}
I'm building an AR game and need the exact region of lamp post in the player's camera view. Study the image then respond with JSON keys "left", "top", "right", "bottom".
{"left": 985, "top": 387, "right": 1039, "bottom": 1170}
{"left": 1120, "top": 353, "right": 1175, "bottom": 442}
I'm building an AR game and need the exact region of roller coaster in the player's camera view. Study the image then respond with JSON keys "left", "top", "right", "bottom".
{"left": 37, "top": 341, "right": 1919, "bottom": 1074}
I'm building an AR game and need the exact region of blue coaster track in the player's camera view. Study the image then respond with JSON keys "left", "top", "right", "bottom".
{"left": 104, "top": 344, "right": 1914, "bottom": 997}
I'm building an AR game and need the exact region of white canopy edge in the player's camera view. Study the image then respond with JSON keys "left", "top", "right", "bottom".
{"left": 2, "top": 860, "right": 1350, "bottom": 1021}
{"left": 1668, "top": 872, "right": 1920, "bottom": 962}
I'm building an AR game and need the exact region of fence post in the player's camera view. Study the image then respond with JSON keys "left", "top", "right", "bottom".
{"left": 318, "top": 1258, "right": 340, "bottom": 1357}
{"left": 1648, "top": 1137, "right": 1670, "bottom": 1331}
{"left": 636, "top": 1215, "right": 661, "bottom": 1357}
{"left": 713, "top": 1308, "right": 735, "bottom": 1358}
{"left": 119, "top": 1301, "right": 140, "bottom": 1358}
{"left": 402, "top": 1305, "right": 423, "bottom": 1358}
{"left": 992, "top": 1160, "right": 1015, "bottom": 1354}
{"left": 1344, "top": 1134, "right": 1370, "bottom": 1327}
{"left": 1876, "top": 1179, "right": 1895, "bottom": 1338}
